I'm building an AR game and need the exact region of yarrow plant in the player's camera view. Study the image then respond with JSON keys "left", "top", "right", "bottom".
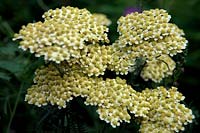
{"left": 13, "top": 6, "right": 194, "bottom": 132}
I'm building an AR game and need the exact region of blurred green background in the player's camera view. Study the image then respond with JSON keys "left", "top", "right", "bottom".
{"left": 0, "top": 0, "right": 200, "bottom": 132}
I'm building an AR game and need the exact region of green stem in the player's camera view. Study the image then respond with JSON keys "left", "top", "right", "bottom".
{"left": 6, "top": 83, "right": 24, "bottom": 133}
{"left": 37, "top": 0, "right": 49, "bottom": 11}
{"left": 157, "top": 59, "right": 170, "bottom": 71}
{"left": 52, "top": 62, "right": 65, "bottom": 78}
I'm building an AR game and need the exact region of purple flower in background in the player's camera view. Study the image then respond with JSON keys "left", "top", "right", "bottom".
{"left": 123, "top": 7, "right": 142, "bottom": 16}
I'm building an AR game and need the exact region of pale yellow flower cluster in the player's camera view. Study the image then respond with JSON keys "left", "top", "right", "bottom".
{"left": 13, "top": 6, "right": 110, "bottom": 63}
{"left": 25, "top": 63, "right": 138, "bottom": 127}
{"left": 111, "top": 9, "right": 187, "bottom": 82}
{"left": 117, "top": 9, "right": 187, "bottom": 58}
{"left": 139, "top": 86, "right": 194, "bottom": 133}
{"left": 86, "top": 77, "right": 136, "bottom": 127}
{"left": 25, "top": 63, "right": 76, "bottom": 108}
{"left": 141, "top": 54, "right": 176, "bottom": 82}
{"left": 14, "top": 6, "right": 194, "bottom": 132}
{"left": 25, "top": 63, "right": 194, "bottom": 131}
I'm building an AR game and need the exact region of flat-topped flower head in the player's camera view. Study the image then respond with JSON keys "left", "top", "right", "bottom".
{"left": 25, "top": 62, "right": 96, "bottom": 108}
{"left": 85, "top": 77, "right": 138, "bottom": 127}
{"left": 13, "top": 6, "right": 109, "bottom": 63}
{"left": 117, "top": 9, "right": 187, "bottom": 59}
{"left": 139, "top": 86, "right": 195, "bottom": 133}
{"left": 25, "top": 63, "right": 74, "bottom": 108}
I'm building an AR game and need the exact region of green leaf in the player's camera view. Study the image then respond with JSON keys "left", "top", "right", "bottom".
{"left": 0, "top": 71, "right": 11, "bottom": 80}
{"left": 0, "top": 60, "right": 24, "bottom": 74}
{"left": 0, "top": 42, "right": 18, "bottom": 56}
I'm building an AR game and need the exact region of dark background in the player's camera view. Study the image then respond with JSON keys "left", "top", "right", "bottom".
{"left": 0, "top": 0, "right": 200, "bottom": 132}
